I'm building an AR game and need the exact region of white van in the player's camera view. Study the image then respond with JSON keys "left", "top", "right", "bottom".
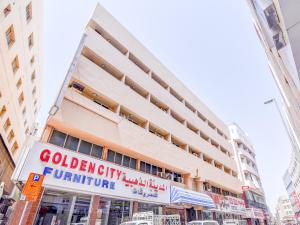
{"left": 187, "top": 220, "right": 220, "bottom": 225}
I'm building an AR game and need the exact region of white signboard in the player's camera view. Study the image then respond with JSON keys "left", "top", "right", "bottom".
{"left": 17, "top": 142, "right": 170, "bottom": 204}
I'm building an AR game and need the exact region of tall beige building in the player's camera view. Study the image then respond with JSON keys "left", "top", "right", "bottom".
{"left": 275, "top": 196, "right": 297, "bottom": 225}
{"left": 0, "top": 0, "right": 43, "bottom": 195}
{"left": 11, "top": 3, "right": 246, "bottom": 225}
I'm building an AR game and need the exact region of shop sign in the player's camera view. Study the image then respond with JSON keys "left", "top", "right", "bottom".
{"left": 22, "top": 173, "right": 44, "bottom": 201}
{"left": 16, "top": 142, "right": 170, "bottom": 204}
{"left": 207, "top": 192, "right": 246, "bottom": 215}
{"left": 290, "top": 192, "right": 300, "bottom": 211}
{"left": 245, "top": 208, "right": 264, "bottom": 219}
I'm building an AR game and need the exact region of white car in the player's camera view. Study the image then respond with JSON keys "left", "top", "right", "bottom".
{"left": 119, "top": 221, "right": 151, "bottom": 225}
{"left": 187, "top": 220, "right": 220, "bottom": 225}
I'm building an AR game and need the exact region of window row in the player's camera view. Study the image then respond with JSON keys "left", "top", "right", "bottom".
{"left": 5, "top": 25, "right": 34, "bottom": 50}
{"left": 91, "top": 24, "right": 229, "bottom": 142}
{"left": 48, "top": 129, "right": 183, "bottom": 183}
{"left": 3, "top": 2, "right": 32, "bottom": 21}
{"left": 203, "top": 183, "right": 238, "bottom": 198}
{"left": 76, "top": 51, "right": 232, "bottom": 158}
{"left": 70, "top": 82, "right": 237, "bottom": 178}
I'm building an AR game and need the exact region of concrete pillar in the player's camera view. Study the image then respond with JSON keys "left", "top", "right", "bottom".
{"left": 115, "top": 104, "right": 121, "bottom": 115}
{"left": 121, "top": 75, "right": 126, "bottom": 83}
{"left": 166, "top": 133, "right": 171, "bottom": 142}
{"left": 41, "top": 126, "right": 52, "bottom": 142}
{"left": 132, "top": 201, "right": 139, "bottom": 214}
{"left": 144, "top": 121, "right": 149, "bottom": 131}
{"left": 126, "top": 51, "right": 130, "bottom": 57}
{"left": 166, "top": 86, "right": 170, "bottom": 92}
{"left": 211, "top": 160, "right": 215, "bottom": 166}
{"left": 199, "top": 153, "right": 204, "bottom": 160}
{"left": 102, "top": 146, "right": 108, "bottom": 160}
{"left": 221, "top": 165, "right": 225, "bottom": 171}
{"left": 184, "top": 175, "right": 193, "bottom": 189}
{"left": 195, "top": 179, "right": 203, "bottom": 192}
{"left": 89, "top": 195, "right": 100, "bottom": 225}
{"left": 167, "top": 108, "right": 171, "bottom": 115}
{"left": 183, "top": 120, "right": 187, "bottom": 126}
{"left": 8, "top": 188, "right": 44, "bottom": 225}
{"left": 146, "top": 93, "right": 151, "bottom": 101}
{"left": 184, "top": 144, "right": 188, "bottom": 151}
{"left": 197, "top": 130, "right": 200, "bottom": 135}
{"left": 136, "top": 159, "right": 141, "bottom": 171}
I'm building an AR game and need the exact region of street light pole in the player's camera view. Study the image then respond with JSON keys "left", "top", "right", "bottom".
{"left": 264, "top": 98, "right": 300, "bottom": 152}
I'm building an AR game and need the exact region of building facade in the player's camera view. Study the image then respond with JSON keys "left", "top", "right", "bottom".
{"left": 245, "top": 0, "right": 300, "bottom": 155}
{"left": 229, "top": 124, "right": 269, "bottom": 225}
{"left": 0, "top": 0, "right": 43, "bottom": 195}
{"left": 283, "top": 151, "right": 300, "bottom": 222}
{"left": 275, "top": 196, "right": 297, "bottom": 225}
{"left": 11, "top": 3, "right": 246, "bottom": 225}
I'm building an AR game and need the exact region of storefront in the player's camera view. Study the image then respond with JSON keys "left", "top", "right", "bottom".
{"left": 12, "top": 141, "right": 171, "bottom": 225}
{"left": 206, "top": 192, "right": 247, "bottom": 225}
{"left": 245, "top": 208, "right": 266, "bottom": 225}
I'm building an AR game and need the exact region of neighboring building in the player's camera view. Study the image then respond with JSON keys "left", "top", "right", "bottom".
{"left": 11, "top": 3, "right": 245, "bottom": 225}
{"left": 245, "top": 0, "right": 300, "bottom": 155}
{"left": 275, "top": 196, "right": 297, "bottom": 225}
{"left": 0, "top": 0, "right": 43, "bottom": 195}
{"left": 229, "top": 124, "right": 269, "bottom": 225}
{"left": 283, "top": 151, "right": 300, "bottom": 222}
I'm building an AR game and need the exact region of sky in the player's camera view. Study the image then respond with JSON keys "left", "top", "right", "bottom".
{"left": 42, "top": 0, "right": 292, "bottom": 213}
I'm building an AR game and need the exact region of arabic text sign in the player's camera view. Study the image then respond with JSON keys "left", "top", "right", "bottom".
{"left": 18, "top": 142, "right": 170, "bottom": 204}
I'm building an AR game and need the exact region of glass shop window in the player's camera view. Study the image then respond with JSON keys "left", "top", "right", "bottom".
{"left": 64, "top": 135, "right": 79, "bottom": 151}
{"left": 91, "top": 144, "right": 103, "bottom": 159}
{"left": 49, "top": 130, "right": 66, "bottom": 147}
{"left": 78, "top": 140, "right": 92, "bottom": 155}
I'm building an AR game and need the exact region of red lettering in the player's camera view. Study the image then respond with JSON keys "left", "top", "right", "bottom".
{"left": 79, "top": 160, "right": 87, "bottom": 171}
{"left": 52, "top": 152, "right": 62, "bottom": 164}
{"left": 98, "top": 165, "right": 104, "bottom": 175}
{"left": 110, "top": 168, "right": 115, "bottom": 179}
{"left": 61, "top": 155, "right": 68, "bottom": 167}
{"left": 40, "top": 149, "right": 51, "bottom": 162}
{"left": 88, "top": 163, "right": 95, "bottom": 174}
{"left": 116, "top": 170, "right": 123, "bottom": 180}
{"left": 70, "top": 157, "right": 78, "bottom": 169}
{"left": 105, "top": 167, "right": 109, "bottom": 177}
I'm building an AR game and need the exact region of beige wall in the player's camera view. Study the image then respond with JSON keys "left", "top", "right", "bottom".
{"left": 46, "top": 3, "right": 242, "bottom": 194}
{"left": 0, "top": 0, "right": 43, "bottom": 161}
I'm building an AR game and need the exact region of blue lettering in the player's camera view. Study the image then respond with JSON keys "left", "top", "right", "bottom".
{"left": 43, "top": 167, "right": 53, "bottom": 176}
{"left": 102, "top": 179, "right": 109, "bottom": 189}
{"left": 63, "top": 172, "right": 72, "bottom": 181}
{"left": 81, "top": 175, "right": 86, "bottom": 184}
{"left": 94, "top": 179, "right": 101, "bottom": 186}
{"left": 54, "top": 170, "right": 63, "bottom": 179}
{"left": 86, "top": 176, "right": 93, "bottom": 185}
{"left": 110, "top": 182, "right": 115, "bottom": 190}
{"left": 73, "top": 174, "right": 81, "bottom": 183}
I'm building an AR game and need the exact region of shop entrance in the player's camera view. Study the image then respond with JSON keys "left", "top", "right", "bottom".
{"left": 34, "top": 190, "right": 91, "bottom": 225}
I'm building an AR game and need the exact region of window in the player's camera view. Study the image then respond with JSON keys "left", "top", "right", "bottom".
{"left": 18, "top": 92, "right": 24, "bottom": 105}
{"left": 6, "top": 25, "right": 15, "bottom": 47}
{"left": 16, "top": 78, "right": 22, "bottom": 89}
{"left": 28, "top": 33, "right": 34, "bottom": 48}
{"left": 49, "top": 130, "right": 66, "bottom": 147}
{"left": 0, "top": 106, "right": 6, "bottom": 118}
{"left": 107, "top": 150, "right": 115, "bottom": 162}
{"left": 11, "top": 141, "right": 18, "bottom": 153}
{"left": 4, "top": 4, "right": 11, "bottom": 17}
{"left": 129, "top": 158, "right": 137, "bottom": 169}
{"left": 7, "top": 130, "right": 15, "bottom": 143}
{"left": 30, "top": 56, "right": 35, "bottom": 65}
{"left": 31, "top": 71, "right": 36, "bottom": 82}
{"left": 64, "top": 135, "right": 79, "bottom": 151}
{"left": 3, "top": 118, "right": 11, "bottom": 132}
{"left": 26, "top": 2, "right": 32, "bottom": 22}
{"left": 78, "top": 140, "right": 92, "bottom": 155}
{"left": 11, "top": 56, "right": 19, "bottom": 73}
{"left": 115, "top": 153, "right": 122, "bottom": 165}
{"left": 91, "top": 144, "right": 102, "bottom": 159}
{"left": 122, "top": 155, "right": 130, "bottom": 168}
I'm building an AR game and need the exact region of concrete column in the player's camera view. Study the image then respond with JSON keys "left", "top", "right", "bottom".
{"left": 121, "top": 75, "right": 126, "bottom": 83}
{"left": 167, "top": 108, "right": 171, "bottom": 115}
{"left": 102, "top": 146, "right": 108, "bottom": 160}
{"left": 41, "top": 126, "right": 52, "bottom": 142}
{"left": 184, "top": 175, "right": 193, "bottom": 189}
{"left": 183, "top": 120, "right": 187, "bottom": 126}
{"left": 144, "top": 121, "right": 149, "bottom": 131}
{"left": 148, "top": 70, "right": 152, "bottom": 76}
{"left": 195, "top": 179, "right": 203, "bottom": 192}
{"left": 199, "top": 153, "right": 204, "bottom": 160}
{"left": 132, "top": 201, "right": 139, "bottom": 214}
{"left": 211, "top": 160, "right": 215, "bottom": 166}
{"left": 115, "top": 104, "right": 121, "bottom": 115}
{"left": 8, "top": 188, "right": 45, "bottom": 225}
{"left": 146, "top": 93, "right": 151, "bottom": 101}
{"left": 136, "top": 159, "right": 141, "bottom": 171}
{"left": 166, "top": 133, "right": 171, "bottom": 142}
{"left": 89, "top": 195, "right": 100, "bottom": 225}
{"left": 126, "top": 51, "right": 130, "bottom": 57}
{"left": 184, "top": 144, "right": 188, "bottom": 151}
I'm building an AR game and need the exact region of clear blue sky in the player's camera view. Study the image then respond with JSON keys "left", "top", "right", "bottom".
{"left": 42, "top": 0, "right": 291, "bottom": 213}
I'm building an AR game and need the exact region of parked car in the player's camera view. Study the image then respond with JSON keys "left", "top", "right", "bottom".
{"left": 187, "top": 220, "right": 220, "bottom": 225}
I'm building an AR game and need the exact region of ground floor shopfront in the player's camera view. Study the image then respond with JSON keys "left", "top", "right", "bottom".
{"left": 8, "top": 141, "right": 218, "bottom": 225}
